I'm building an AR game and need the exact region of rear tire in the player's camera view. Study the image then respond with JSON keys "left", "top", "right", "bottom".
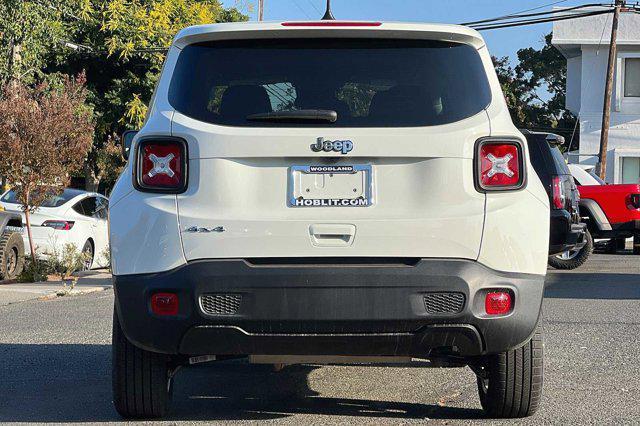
{"left": 634, "top": 234, "right": 640, "bottom": 255}
{"left": 112, "top": 311, "right": 172, "bottom": 419}
{"left": 476, "top": 326, "right": 543, "bottom": 418}
{"left": 0, "top": 232, "right": 24, "bottom": 280}
{"left": 547, "top": 229, "right": 592, "bottom": 270}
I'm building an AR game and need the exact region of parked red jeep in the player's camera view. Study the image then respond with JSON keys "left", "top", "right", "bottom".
{"left": 569, "top": 165, "right": 640, "bottom": 254}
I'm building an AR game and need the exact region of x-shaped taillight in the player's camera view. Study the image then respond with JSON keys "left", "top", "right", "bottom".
{"left": 147, "top": 153, "right": 176, "bottom": 178}
{"left": 485, "top": 153, "right": 515, "bottom": 178}
{"left": 137, "top": 139, "right": 186, "bottom": 192}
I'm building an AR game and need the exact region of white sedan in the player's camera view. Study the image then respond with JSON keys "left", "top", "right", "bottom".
{"left": 0, "top": 188, "right": 109, "bottom": 270}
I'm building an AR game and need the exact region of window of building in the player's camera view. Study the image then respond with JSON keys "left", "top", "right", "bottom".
{"left": 621, "top": 157, "right": 640, "bottom": 184}
{"left": 624, "top": 58, "right": 640, "bottom": 98}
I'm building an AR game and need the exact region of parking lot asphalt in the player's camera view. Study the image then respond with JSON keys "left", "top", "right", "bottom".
{"left": 1, "top": 253, "right": 639, "bottom": 425}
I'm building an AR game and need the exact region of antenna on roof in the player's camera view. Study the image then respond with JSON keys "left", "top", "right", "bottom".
{"left": 321, "top": 0, "right": 335, "bottom": 20}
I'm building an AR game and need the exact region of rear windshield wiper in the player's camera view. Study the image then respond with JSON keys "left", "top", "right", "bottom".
{"left": 246, "top": 109, "right": 337, "bottom": 123}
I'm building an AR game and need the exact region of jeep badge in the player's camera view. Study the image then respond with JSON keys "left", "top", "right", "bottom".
{"left": 311, "top": 137, "right": 353, "bottom": 155}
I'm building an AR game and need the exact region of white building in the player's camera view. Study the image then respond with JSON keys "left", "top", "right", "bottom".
{"left": 553, "top": 7, "right": 640, "bottom": 183}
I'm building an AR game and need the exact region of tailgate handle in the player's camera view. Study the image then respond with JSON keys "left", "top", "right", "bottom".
{"left": 309, "top": 224, "right": 356, "bottom": 247}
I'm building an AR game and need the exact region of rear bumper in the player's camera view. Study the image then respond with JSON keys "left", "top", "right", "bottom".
{"left": 549, "top": 209, "right": 586, "bottom": 254}
{"left": 114, "top": 258, "right": 545, "bottom": 358}
{"left": 612, "top": 219, "right": 640, "bottom": 232}
{"left": 593, "top": 219, "right": 640, "bottom": 239}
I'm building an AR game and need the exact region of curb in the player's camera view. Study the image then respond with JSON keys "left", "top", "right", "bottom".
{"left": 38, "top": 286, "right": 110, "bottom": 301}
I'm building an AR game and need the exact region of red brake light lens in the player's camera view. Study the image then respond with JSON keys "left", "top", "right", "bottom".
{"left": 485, "top": 291, "right": 512, "bottom": 316}
{"left": 477, "top": 141, "right": 524, "bottom": 190}
{"left": 42, "top": 220, "right": 74, "bottom": 230}
{"left": 151, "top": 293, "right": 179, "bottom": 316}
{"left": 136, "top": 139, "right": 187, "bottom": 193}
{"left": 551, "top": 176, "right": 566, "bottom": 209}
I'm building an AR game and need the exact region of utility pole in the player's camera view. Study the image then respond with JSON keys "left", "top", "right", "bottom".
{"left": 597, "top": 0, "right": 625, "bottom": 180}
{"left": 258, "top": 0, "right": 264, "bottom": 21}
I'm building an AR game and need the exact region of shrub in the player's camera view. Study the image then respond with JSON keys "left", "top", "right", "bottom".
{"left": 18, "top": 256, "right": 50, "bottom": 283}
{"left": 48, "top": 243, "right": 90, "bottom": 283}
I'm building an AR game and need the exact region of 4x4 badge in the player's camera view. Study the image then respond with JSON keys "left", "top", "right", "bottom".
{"left": 311, "top": 137, "right": 353, "bottom": 155}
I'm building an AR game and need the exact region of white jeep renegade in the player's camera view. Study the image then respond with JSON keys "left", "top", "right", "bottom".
{"left": 110, "top": 20, "right": 549, "bottom": 419}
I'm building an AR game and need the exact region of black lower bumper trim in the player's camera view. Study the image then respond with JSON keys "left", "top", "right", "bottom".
{"left": 612, "top": 220, "right": 640, "bottom": 232}
{"left": 594, "top": 220, "right": 640, "bottom": 239}
{"left": 114, "top": 258, "right": 544, "bottom": 358}
{"left": 180, "top": 324, "right": 483, "bottom": 356}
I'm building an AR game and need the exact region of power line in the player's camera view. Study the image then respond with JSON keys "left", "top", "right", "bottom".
{"left": 469, "top": 7, "right": 613, "bottom": 29}
{"left": 470, "top": 8, "right": 613, "bottom": 31}
{"left": 305, "top": 0, "right": 323, "bottom": 16}
{"left": 463, "top": 3, "right": 610, "bottom": 26}
{"left": 290, "top": 0, "right": 313, "bottom": 19}
{"left": 464, "top": 0, "right": 573, "bottom": 26}
{"left": 498, "top": 0, "right": 574, "bottom": 16}
{"left": 60, "top": 39, "right": 169, "bottom": 56}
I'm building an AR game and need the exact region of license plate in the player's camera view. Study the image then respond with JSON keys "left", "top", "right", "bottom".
{"left": 288, "top": 165, "right": 373, "bottom": 207}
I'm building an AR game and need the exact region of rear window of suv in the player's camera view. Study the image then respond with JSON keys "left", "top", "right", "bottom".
{"left": 549, "top": 145, "right": 570, "bottom": 175}
{"left": 168, "top": 38, "right": 492, "bottom": 127}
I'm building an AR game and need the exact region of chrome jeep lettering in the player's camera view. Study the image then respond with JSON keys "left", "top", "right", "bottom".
{"left": 311, "top": 137, "right": 354, "bottom": 155}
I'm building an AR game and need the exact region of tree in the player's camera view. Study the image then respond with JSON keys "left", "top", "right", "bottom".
{"left": 493, "top": 33, "right": 576, "bottom": 142}
{"left": 45, "top": 0, "right": 248, "bottom": 191}
{"left": 0, "top": 0, "right": 74, "bottom": 189}
{"left": 0, "top": 0, "right": 66, "bottom": 86}
{"left": 0, "top": 75, "right": 94, "bottom": 262}
{"left": 516, "top": 33, "right": 570, "bottom": 128}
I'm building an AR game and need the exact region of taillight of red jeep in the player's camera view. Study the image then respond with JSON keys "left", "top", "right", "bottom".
{"left": 627, "top": 194, "right": 640, "bottom": 210}
{"left": 475, "top": 139, "right": 526, "bottom": 192}
{"left": 134, "top": 138, "right": 188, "bottom": 193}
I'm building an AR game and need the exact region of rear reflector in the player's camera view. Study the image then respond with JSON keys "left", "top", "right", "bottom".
{"left": 485, "top": 291, "right": 512, "bottom": 316}
{"left": 42, "top": 220, "right": 75, "bottom": 230}
{"left": 151, "top": 293, "right": 179, "bottom": 316}
{"left": 476, "top": 140, "right": 524, "bottom": 191}
{"left": 281, "top": 21, "right": 382, "bottom": 27}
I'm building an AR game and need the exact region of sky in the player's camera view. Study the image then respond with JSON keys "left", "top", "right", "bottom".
{"left": 221, "top": 0, "right": 590, "bottom": 63}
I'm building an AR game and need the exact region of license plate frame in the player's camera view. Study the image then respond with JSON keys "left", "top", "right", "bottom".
{"left": 288, "top": 164, "right": 373, "bottom": 208}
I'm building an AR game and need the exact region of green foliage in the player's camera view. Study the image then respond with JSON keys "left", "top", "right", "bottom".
{"left": 48, "top": 242, "right": 90, "bottom": 282}
{"left": 493, "top": 33, "right": 576, "bottom": 139}
{"left": 18, "top": 256, "right": 49, "bottom": 283}
{"left": 18, "top": 243, "right": 89, "bottom": 284}
{"left": 63, "top": 0, "right": 248, "bottom": 129}
{"left": 0, "top": 1, "right": 66, "bottom": 85}
{"left": 32, "top": 0, "right": 248, "bottom": 190}
{"left": 99, "top": 246, "right": 111, "bottom": 271}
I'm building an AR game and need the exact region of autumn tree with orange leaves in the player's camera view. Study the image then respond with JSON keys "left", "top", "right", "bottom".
{"left": 0, "top": 75, "right": 94, "bottom": 262}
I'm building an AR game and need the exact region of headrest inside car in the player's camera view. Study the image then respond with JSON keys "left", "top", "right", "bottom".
{"left": 220, "top": 85, "right": 272, "bottom": 120}
{"left": 369, "top": 85, "right": 441, "bottom": 125}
